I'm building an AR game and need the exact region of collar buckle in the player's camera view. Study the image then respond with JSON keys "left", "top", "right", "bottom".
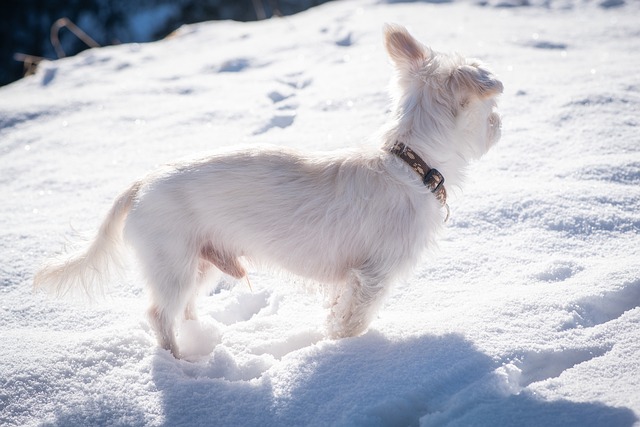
{"left": 423, "top": 168, "right": 445, "bottom": 194}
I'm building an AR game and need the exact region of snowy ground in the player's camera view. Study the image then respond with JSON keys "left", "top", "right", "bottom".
{"left": 1, "top": 0, "right": 639, "bottom": 426}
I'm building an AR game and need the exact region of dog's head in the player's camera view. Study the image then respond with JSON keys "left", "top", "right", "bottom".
{"left": 384, "top": 24, "right": 502, "bottom": 164}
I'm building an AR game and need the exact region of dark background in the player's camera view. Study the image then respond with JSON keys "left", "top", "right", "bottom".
{"left": 1, "top": 0, "right": 332, "bottom": 87}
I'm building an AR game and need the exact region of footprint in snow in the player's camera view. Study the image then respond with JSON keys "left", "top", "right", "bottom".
{"left": 268, "top": 90, "right": 294, "bottom": 104}
{"left": 209, "top": 288, "right": 272, "bottom": 325}
{"left": 201, "top": 57, "right": 268, "bottom": 74}
{"left": 562, "top": 279, "right": 640, "bottom": 330}
{"left": 534, "top": 260, "right": 582, "bottom": 282}
{"left": 277, "top": 73, "right": 313, "bottom": 90}
{"left": 254, "top": 73, "right": 310, "bottom": 134}
{"left": 335, "top": 32, "right": 354, "bottom": 47}
{"left": 250, "top": 330, "right": 324, "bottom": 360}
{"left": 505, "top": 345, "right": 612, "bottom": 388}
{"left": 525, "top": 40, "right": 568, "bottom": 50}
{"left": 253, "top": 114, "right": 296, "bottom": 135}
{"left": 218, "top": 58, "right": 251, "bottom": 72}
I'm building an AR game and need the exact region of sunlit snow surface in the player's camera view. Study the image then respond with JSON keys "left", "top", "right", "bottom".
{"left": 1, "top": 1, "right": 640, "bottom": 426}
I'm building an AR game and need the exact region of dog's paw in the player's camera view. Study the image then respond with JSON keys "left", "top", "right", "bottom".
{"left": 326, "top": 317, "right": 368, "bottom": 340}
{"left": 326, "top": 292, "right": 369, "bottom": 339}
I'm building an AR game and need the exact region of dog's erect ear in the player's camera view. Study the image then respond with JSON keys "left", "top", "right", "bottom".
{"left": 452, "top": 64, "right": 503, "bottom": 98}
{"left": 383, "top": 23, "right": 428, "bottom": 70}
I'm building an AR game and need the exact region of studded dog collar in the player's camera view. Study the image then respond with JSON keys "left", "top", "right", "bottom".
{"left": 390, "top": 141, "right": 450, "bottom": 222}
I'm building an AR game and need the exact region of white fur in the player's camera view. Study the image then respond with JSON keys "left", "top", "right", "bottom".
{"left": 34, "top": 24, "right": 503, "bottom": 358}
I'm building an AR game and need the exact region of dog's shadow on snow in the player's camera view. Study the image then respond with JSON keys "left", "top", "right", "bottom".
{"left": 150, "top": 331, "right": 637, "bottom": 427}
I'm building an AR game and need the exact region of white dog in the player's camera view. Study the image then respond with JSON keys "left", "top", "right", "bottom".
{"left": 34, "top": 24, "right": 503, "bottom": 358}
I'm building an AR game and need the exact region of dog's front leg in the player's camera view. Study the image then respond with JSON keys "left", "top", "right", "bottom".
{"left": 327, "top": 269, "right": 389, "bottom": 339}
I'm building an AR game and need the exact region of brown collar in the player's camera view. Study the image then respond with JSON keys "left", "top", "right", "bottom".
{"left": 390, "top": 141, "right": 450, "bottom": 221}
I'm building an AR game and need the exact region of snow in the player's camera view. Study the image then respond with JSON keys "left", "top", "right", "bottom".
{"left": 1, "top": 0, "right": 639, "bottom": 425}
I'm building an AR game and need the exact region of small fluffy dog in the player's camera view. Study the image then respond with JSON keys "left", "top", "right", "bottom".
{"left": 35, "top": 24, "right": 503, "bottom": 358}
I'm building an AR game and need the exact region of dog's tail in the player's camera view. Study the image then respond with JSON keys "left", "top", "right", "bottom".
{"left": 34, "top": 180, "right": 143, "bottom": 298}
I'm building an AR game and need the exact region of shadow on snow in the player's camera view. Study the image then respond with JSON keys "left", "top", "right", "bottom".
{"left": 148, "top": 332, "right": 637, "bottom": 427}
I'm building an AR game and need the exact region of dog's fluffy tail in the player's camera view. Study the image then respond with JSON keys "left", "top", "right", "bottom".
{"left": 34, "top": 181, "right": 142, "bottom": 298}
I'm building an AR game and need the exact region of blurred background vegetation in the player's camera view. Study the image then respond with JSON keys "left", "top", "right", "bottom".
{"left": 0, "top": 0, "right": 332, "bottom": 87}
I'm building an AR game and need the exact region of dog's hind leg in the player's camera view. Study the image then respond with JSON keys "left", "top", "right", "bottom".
{"left": 178, "top": 243, "right": 246, "bottom": 328}
{"left": 139, "top": 248, "right": 200, "bottom": 358}
{"left": 182, "top": 259, "right": 209, "bottom": 321}
{"left": 179, "top": 243, "right": 244, "bottom": 327}
{"left": 147, "top": 304, "right": 180, "bottom": 357}
{"left": 183, "top": 259, "right": 223, "bottom": 321}
{"left": 327, "top": 267, "right": 390, "bottom": 339}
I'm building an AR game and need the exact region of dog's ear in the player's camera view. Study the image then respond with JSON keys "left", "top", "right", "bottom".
{"left": 383, "top": 23, "right": 429, "bottom": 71}
{"left": 452, "top": 63, "right": 503, "bottom": 99}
